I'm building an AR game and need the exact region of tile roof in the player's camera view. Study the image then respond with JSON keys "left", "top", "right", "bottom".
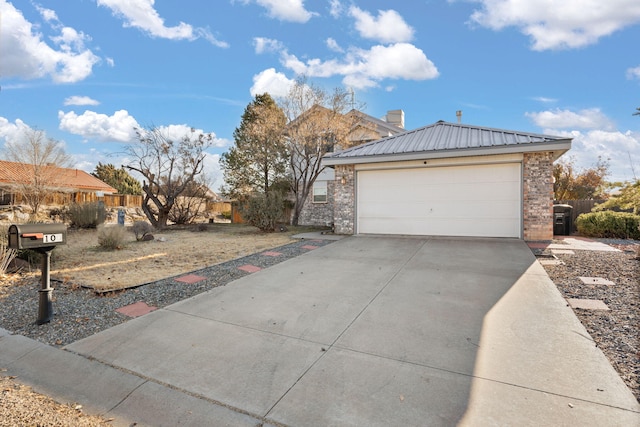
{"left": 0, "top": 160, "right": 117, "bottom": 193}
{"left": 324, "top": 120, "right": 572, "bottom": 165}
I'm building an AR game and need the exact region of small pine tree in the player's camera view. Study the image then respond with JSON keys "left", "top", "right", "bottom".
{"left": 92, "top": 163, "right": 142, "bottom": 195}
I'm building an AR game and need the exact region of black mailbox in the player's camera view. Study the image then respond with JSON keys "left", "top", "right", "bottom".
{"left": 8, "top": 223, "right": 67, "bottom": 250}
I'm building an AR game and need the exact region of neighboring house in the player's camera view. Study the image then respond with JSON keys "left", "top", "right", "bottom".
{"left": 323, "top": 120, "right": 572, "bottom": 241}
{"left": 298, "top": 109, "right": 407, "bottom": 227}
{"left": 0, "top": 160, "right": 116, "bottom": 206}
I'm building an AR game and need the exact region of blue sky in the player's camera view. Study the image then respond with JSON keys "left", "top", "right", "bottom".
{"left": 1, "top": 0, "right": 639, "bottom": 191}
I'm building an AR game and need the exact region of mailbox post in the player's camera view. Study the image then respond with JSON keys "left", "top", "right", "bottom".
{"left": 8, "top": 224, "right": 67, "bottom": 325}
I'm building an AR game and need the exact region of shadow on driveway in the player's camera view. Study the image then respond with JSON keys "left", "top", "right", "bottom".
{"left": 64, "top": 236, "right": 640, "bottom": 426}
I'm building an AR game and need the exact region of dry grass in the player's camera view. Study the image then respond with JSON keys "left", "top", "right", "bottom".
{"left": 0, "top": 374, "right": 111, "bottom": 427}
{"left": 40, "top": 223, "right": 304, "bottom": 292}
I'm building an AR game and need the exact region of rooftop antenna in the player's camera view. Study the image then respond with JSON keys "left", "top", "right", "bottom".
{"left": 456, "top": 110, "right": 462, "bottom": 123}
{"left": 349, "top": 87, "right": 355, "bottom": 110}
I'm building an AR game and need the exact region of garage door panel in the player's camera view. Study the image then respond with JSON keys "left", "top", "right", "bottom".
{"left": 357, "top": 164, "right": 521, "bottom": 238}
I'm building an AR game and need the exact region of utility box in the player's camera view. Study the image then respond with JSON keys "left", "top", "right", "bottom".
{"left": 553, "top": 204, "right": 573, "bottom": 236}
{"left": 8, "top": 223, "right": 67, "bottom": 250}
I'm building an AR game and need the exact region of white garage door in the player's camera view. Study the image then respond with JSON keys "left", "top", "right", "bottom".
{"left": 357, "top": 163, "right": 521, "bottom": 238}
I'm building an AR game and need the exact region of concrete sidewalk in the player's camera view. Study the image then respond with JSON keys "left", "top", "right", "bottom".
{"left": 2, "top": 236, "right": 639, "bottom": 426}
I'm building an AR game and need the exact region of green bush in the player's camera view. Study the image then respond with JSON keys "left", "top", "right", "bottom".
{"left": 576, "top": 211, "right": 640, "bottom": 239}
{"left": 239, "top": 192, "right": 284, "bottom": 232}
{"left": 66, "top": 202, "right": 106, "bottom": 229}
{"left": 97, "top": 225, "right": 128, "bottom": 250}
{"left": 221, "top": 211, "right": 232, "bottom": 220}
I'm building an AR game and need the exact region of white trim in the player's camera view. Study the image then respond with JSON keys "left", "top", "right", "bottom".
{"left": 324, "top": 141, "right": 571, "bottom": 166}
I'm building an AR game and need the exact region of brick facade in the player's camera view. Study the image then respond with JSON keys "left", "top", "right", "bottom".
{"left": 522, "top": 152, "right": 554, "bottom": 241}
{"left": 326, "top": 153, "right": 555, "bottom": 239}
{"left": 333, "top": 164, "right": 355, "bottom": 234}
{"left": 298, "top": 180, "right": 335, "bottom": 227}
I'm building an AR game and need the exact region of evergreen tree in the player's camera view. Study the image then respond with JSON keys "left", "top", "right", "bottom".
{"left": 220, "top": 93, "right": 288, "bottom": 199}
{"left": 92, "top": 162, "right": 143, "bottom": 195}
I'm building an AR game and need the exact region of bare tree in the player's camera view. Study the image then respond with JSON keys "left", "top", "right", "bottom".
{"left": 279, "top": 77, "right": 361, "bottom": 225}
{"left": 124, "top": 126, "right": 214, "bottom": 228}
{"left": 3, "top": 128, "right": 72, "bottom": 217}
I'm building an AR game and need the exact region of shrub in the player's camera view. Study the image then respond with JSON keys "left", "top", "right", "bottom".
{"left": 221, "top": 211, "right": 232, "bottom": 220}
{"left": 132, "top": 220, "right": 154, "bottom": 241}
{"left": 0, "top": 225, "right": 17, "bottom": 274}
{"left": 239, "top": 192, "right": 284, "bottom": 232}
{"left": 97, "top": 225, "right": 127, "bottom": 250}
{"left": 576, "top": 211, "right": 640, "bottom": 239}
{"left": 169, "top": 197, "right": 204, "bottom": 225}
{"left": 66, "top": 202, "right": 106, "bottom": 229}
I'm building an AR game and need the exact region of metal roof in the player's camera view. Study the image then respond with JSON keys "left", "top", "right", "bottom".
{"left": 324, "top": 120, "right": 572, "bottom": 165}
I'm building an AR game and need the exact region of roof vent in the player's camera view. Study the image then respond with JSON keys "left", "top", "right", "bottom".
{"left": 385, "top": 109, "right": 404, "bottom": 129}
{"left": 456, "top": 110, "right": 462, "bottom": 123}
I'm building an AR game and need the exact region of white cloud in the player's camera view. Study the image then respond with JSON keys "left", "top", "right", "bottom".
{"left": 251, "top": 0, "right": 316, "bottom": 23}
{"left": 97, "top": 0, "right": 228, "bottom": 47}
{"left": 0, "top": 1, "right": 100, "bottom": 83}
{"left": 326, "top": 37, "right": 343, "bottom": 52}
{"left": 250, "top": 68, "right": 296, "bottom": 98}
{"left": 532, "top": 96, "right": 558, "bottom": 103}
{"left": 282, "top": 43, "right": 439, "bottom": 89}
{"left": 470, "top": 0, "right": 640, "bottom": 50}
{"left": 58, "top": 109, "right": 140, "bottom": 142}
{"left": 253, "top": 37, "right": 284, "bottom": 54}
{"left": 64, "top": 96, "right": 100, "bottom": 106}
{"left": 526, "top": 108, "right": 614, "bottom": 130}
{"left": 626, "top": 65, "right": 640, "bottom": 80}
{"left": 202, "top": 153, "right": 223, "bottom": 192}
{"left": 0, "top": 117, "right": 33, "bottom": 145}
{"left": 147, "top": 124, "right": 227, "bottom": 148}
{"left": 349, "top": 6, "right": 414, "bottom": 43}
{"left": 527, "top": 107, "right": 639, "bottom": 182}
{"left": 550, "top": 129, "right": 640, "bottom": 182}
{"left": 329, "top": 0, "right": 343, "bottom": 18}
{"left": 34, "top": 4, "right": 58, "bottom": 23}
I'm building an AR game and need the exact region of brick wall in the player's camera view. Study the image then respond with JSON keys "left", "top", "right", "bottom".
{"left": 298, "top": 180, "right": 335, "bottom": 227}
{"left": 523, "top": 152, "right": 554, "bottom": 241}
{"left": 333, "top": 165, "right": 355, "bottom": 234}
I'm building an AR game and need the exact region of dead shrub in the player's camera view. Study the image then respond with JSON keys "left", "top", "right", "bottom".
{"left": 0, "top": 225, "right": 17, "bottom": 274}
{"left": 97, "top": 225, "right": 127, "bottom": 250}
{"left": 132, "top": 221, "right": 154, "bottom": 241}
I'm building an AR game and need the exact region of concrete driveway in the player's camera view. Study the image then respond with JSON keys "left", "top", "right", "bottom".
{"left": 45, "top": 237, "right": 640, "bottom": 425}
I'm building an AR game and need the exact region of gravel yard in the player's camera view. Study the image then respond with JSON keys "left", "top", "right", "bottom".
{"left": 534, "top": 238, "right": 639, "bottom": 402}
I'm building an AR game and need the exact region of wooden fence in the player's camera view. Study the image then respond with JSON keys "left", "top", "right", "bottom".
{"left": 6, "top": 192, "right": 143, "bottom": 208}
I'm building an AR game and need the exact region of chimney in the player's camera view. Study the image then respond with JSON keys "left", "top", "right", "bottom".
{"left": 385, "top": 109, "right": 405, "bottom": 129}
{"left": 456, "top": 110, "right": 462, "bottom": 123}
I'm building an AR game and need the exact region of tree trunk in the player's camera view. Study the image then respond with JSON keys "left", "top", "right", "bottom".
{"left": 157, "top": 209, "right": 169, "bottom": 229}
{"left": 291, "top": 205, "right": 301, "bottom": 226}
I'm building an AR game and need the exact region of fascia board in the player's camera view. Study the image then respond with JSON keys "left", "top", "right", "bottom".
{"left": 323, "top": 140, "right": 572, "bottom": 166}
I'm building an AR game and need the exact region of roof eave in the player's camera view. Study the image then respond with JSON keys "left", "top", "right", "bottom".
{"left": 323, "top": 140, "right": 572, "bottom": 166}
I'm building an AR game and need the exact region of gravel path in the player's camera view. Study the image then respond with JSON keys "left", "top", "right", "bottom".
{"left": 0, "top": 239, "right": 335, "bottom": 347}
{"left": 533, "top": 238, "right": 639, "bottom": 402}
